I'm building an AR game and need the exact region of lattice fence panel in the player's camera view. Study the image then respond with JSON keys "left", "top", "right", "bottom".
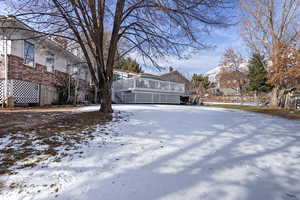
{"left": 12, "top": 80, "right": 39, "bottom": 103}
{"left": 0, "top": 80, "right": 13, "bottom": 103}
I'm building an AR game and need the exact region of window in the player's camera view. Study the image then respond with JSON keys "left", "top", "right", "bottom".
{"left": 24, "top": 41, "right": 35, "bottom": 66}
{"left": 73, "top": 66, "right": 79, "bottom": 74}
{"left": 113, "top": 73, "right": 122, "bottom": 81}
{"left": 45, "top": 54, "right": 55, "bottom": 72}
{"left": 85, "top": 71, "right": 88, "bottom": 81}
{"left": 66, "top": 64, "right": 71, "bottom": 74}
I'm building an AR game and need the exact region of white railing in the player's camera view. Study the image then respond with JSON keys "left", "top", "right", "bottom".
{"left": 113, "top": 77, "right": 185, "bottom": 93}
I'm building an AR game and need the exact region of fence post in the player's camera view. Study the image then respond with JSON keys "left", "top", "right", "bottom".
{"left": 133, "top": 78, "right": 136, "bottom": 89}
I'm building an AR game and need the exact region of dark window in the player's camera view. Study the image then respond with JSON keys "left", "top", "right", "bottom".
{"left": 45, "top": 54, "right": 55, "bottom": 72}
{"left": 85, "top": 71, "right": 88, "bottom": 81}
{"left": 113, "top": 73, "right": 122, "bottom": 81}
{"left": 24, "top": 41, "right": 35, "bottom": 66}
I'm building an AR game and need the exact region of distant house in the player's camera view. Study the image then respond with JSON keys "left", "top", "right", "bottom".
{"left": 218, "top": 70, "right": 247, "bottom": 95}
{"left": 159, "top": 67, "right": 191, "bottom": 93}
{"left": 206, "top": 66, "right": 222, "bottom": 86}
{"left": 0, "top": 16, "right": 92, "bottom": 106}
{"left": 206, "top": 63, "right": 248, "bottom": 96}
{"left": 112, "top": 67, "right": 189, "bottom": 104}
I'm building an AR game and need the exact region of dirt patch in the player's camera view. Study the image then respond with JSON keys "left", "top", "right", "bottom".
{"left": 0, "top": 106, "right": 119, "bottom": 176}
{"left": 0, "top": 106, "right": 110, "bottom": 136}
{"left": 0, "top": 106, "right": 77, "bottom": 136}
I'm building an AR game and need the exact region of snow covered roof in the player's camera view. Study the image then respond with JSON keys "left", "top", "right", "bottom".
{"left": 205, "top": 62, "right": 248, "bottom": 83}
{"left": 205, "top": 66, "right": 222, "bottom": 83}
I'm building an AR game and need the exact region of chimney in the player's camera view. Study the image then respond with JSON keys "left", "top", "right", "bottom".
{"left": 168, "top": 66, "right": 173, "bottom": 73}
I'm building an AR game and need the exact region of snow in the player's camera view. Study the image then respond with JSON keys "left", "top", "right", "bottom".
{"left": 1, "top": 105, "right": 300, "bottom": 200}
{"left": 206, "top": 66, "right": 222, "bottom": 83}
{"left": 206, "top": 62, "right": 248, "bottom": 83}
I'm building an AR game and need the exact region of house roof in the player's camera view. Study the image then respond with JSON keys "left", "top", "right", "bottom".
{"left": 0, "top": 16, "right": 85, "bottom": 65}
{"left": 113, "top": 69, "right": 139, "bottom": 75}
{"left": 113, "top": 68, "right": 190, "bottom": 84}
{"left": 140, "top": 72, "right": 160, "bottom": 77}
{"left": 160, "top": 70, "right": 190, "bottom": 83}
{"left": 206, "top": 62, "right": 248, "bottom": 83}
{"left": 113, "top": 69, "right": 161, "bottom": 77}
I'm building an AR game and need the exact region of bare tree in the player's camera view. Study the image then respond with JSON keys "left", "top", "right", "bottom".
{"left": 4, "top": 0, "right": 235, "bottom": 113}
{"left": 240, "top": 0, "right": 299, "bottom": 106}
{"left": 218, "top": 48, "right": 246, "bottom": 104}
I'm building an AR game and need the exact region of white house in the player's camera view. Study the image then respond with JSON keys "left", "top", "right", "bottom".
{"left": 0, "top": 16, "right": 92, "bottom": 106}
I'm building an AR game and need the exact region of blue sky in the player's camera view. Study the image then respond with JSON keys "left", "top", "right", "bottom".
{"left": 0, "top": 1, "right": 248, "bottom": 77}
{"left": 143, "top": 25, "right": 249, "bottom": 77}
{"left": 0, "top": 2, "right": 5, "bottom": 13}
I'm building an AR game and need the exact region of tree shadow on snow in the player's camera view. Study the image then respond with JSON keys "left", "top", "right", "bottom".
{"left": 36, "top": 107, "right": 300, "bottom": 200}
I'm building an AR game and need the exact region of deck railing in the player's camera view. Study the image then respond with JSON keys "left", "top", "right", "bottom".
{"left": 113, "top": 77, "right": 185, "bottom": 93}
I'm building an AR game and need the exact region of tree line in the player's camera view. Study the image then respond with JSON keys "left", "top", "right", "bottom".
{"left": 192, "top": 0, "right": 299, "bottom": 109}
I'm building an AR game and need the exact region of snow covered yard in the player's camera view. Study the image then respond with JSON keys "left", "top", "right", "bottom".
{"left": 1, "top": 104, "right": 300, "bottom": 200}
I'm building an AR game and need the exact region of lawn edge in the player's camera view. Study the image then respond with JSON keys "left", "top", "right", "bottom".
{"left": 204, "top": 104, "right": 300, "bottom": 120}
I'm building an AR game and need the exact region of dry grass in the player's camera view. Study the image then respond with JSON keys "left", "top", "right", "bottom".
{"left": 0, "top": 106, "right": 117, "bottom": 176}
{"left": 0, "top": 105, "right": 77, "bottom": 113}
{"left": 205, "top": 104, "right": 300, "bottom": 120}
{"left": 0, "top": 106, "right": 113, "bottom": 136}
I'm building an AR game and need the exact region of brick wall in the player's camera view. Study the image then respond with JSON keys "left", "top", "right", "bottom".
{"left": 7, "top": 54, "right": 90, "bottom": 89}
{"left": 218, "top": 71, "right": 247, "bottom": 89}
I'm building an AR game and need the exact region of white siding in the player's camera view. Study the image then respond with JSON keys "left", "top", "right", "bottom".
{"left": 0, "top": 40, "right": 3, "bottom": 54}
{"left": 35, "top": 43, "right": 45, "bottom": 65}
{"left": 55, "top": 53, "right": 68, "bottom": 73}
{"left": 10, "top": 32, "right": 24, "bottom": 57}
{"left": 1, "top": 30, "right": 91, "bottom": 81}
{"left": 0, "top": 39, "right": 12, "bottom": 54}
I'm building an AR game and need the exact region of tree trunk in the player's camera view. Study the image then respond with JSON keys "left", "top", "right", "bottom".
{"left": 254, "top": 90, "right": 259, "bottom": 106}
{"left": 270, "top": 86, "right": 279, "bottom": 107}
{"left": 239, "top": 84, "right": 244, "bottom": 105}
{"left": 284, "top": 92, "right": 290, "bottom": 110}
{"left": 99, "top": 84, "right": 113, "bottom": 113}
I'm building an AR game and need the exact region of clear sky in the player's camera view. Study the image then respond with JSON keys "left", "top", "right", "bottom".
{"left": 0, "top": 2, "right": 5, "bottom": 14}
{"left": 143, "top": 25, "right": 249, "bottom": 77}
{"left": 0, "top": 1, "right": 248, "bottom": 78}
